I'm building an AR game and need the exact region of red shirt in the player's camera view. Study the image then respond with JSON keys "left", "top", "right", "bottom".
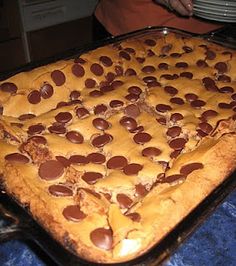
{"left": 95, "top": 0, "right": 222, "bottom": 35}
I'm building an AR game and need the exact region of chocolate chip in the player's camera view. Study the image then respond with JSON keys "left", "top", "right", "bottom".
{"left": 125, "top": 68, "right": 137, "bottom": 76}
{"left": 190, "top": 100, "right": 206, "bottom": 108}
{"left": 156, "top": 117, "right": 166, "bottom": 125}
{"left": 219, "top": 86, "right": 234, "bottom": 94}
{"left": 128, "top": 86, "right": 142, "bottom": 95}
{"left": 126, "top": 212, "right": 141, "bottom": 222}
{"left": 202, "top": 77, "right": 218, "bottom": 92}
{"left": 217, "top": 75, "right": 231, "bottom": 83}
{"left": 48, "top": 124, "right": 66, "bottom": 134}
{"left": 141, "top": 65, "right": 155, "bottom": 73}
{"left": 38, "top": 160, "right": 64, "bottom": 180}
{"left": 111, "top": 80, "right": 124, "bottom": 88}
{"left": 55, "top": 112, "right": 72, "bottom": 124}
{"left": 170, "top": 53, "right": 181, "bottom": 58}
{"left": 158, "top": 63, "right": 169, "bottom": 70}
{"left": 180, "top": 162, "right": 204, "bottom": 176}
{"left": 27, "top": 124, "right": 45, "bottom": 135}
{"left": 69, "top": 155, "right": 89, "bottom": 164}
{"left": 214, "top": 62, "right": 227, "bottom": 73}
{"left": 125, "top": 93, "right": 139, "bottom": 102}
{"left": 49, "top": 184, "right": 73, "bottom": 197}
{"left": 56, "top": 101, "right": 68, "bottom": 108}
{"left": 90, "top": 90, "right": 103, "bottom": 97}
{"left": 180, "top": 72, "right": 193, "bottom": 79}
{"left": 76, "top": 107, "right": 89, "bottom": 119}
{"left": 129, "top": 125, "right": 144, "bottom": 134}
{"left": 133, "top": 132, "right": 152, "bottom": 144}
{"left": 119, "top": 51, "right": 131, "bottom": 60}
{"left": 92, "top": 118, "right": 110, "bottom": 130}
{"left": 72, "top": 64, "right": 85, "bottom": 77}
{"left": 197, "top": 129, "right": 208, "bottom": 138}
{"left": 124, "top": 104, "right": 140, "bottom": 118}
{"left": 218, "top": 102, "right": 232, "bottom": 109}
{"left": 161, "top": 44, "right": 172, "bottom": 54}
{"left": 147, "top": 81, "right": 161, "bottom": 88}
{"left": 66, "top": 131, "right": 84, "bottom": 144}
{"left": 185, "top": 93, "right": 198, "bottom": 102}
{"left": 169, "top": 138, "right": 187, "bottom": 150}
{"left": 90, "top": 228, "right": 113, "bottom": 250}
{"left": 5, "top": 153, "right": 29, "bottom": 164}
{"left": 28, "top": 135, "right": 47, "bottom": 145}
{"left": 136, "top": 57, "right": 145, "bottom": 63}
{"left": 159, "top": 174, "right": 185, "bottom": 183}
{"left": 117, "top": 194, "right": 133, "bottom": 208}
{"left": 156, "top": 104, "right": 172, "bottom": 113}
{"left": 142, "top": 146, "right": 162, "bottom": 159}
{"left": 28, "top": 90, "right": 41, "bottom": 104}
{"left": 201, "top": 110, "right": 218, "bottom": 121}
{"left": 92, "top": 134, "right": 113, "bottom": 148}
{"left": 109, "top": 100, "right": 124, "bottom": 108}
{"left": 170, "top": 97, "right": 185, "bottom": 105}
{"left": 100, "top": 56, "right": 113, "bottom": 67}
{"left": 196, "top": 60, "right": 208, "bottom": 68}
{"left": 120, "top": 116, "right": 137, "bottom": 131}
{"left": 82, "top": 172, "right": 103, "bottom": 184}
{"left": 232, "top": 93, "right": 236, "bottom": 101}
{"left": 166, "top": 126, "right": 181, "bottom": 138}
{"left": 56, "top": 156, "right": 71, "bottom": 167}
{"left": 63, "top": 205, "right": 86, "bottom": 222}
{"left": 74, "top": 57, "right": 86, "bottom": 64}
{"left": 205, "top": 50, "right": 216, "bottom": 60}
{"left": 124, "top": 47, "right": 135, "bottom": 54}
{"left": 175, "top": 62, "right": 188, "bottom": 68}
{"left": 87, "top": 153, "right": 106, "bottom": 164}
{"left": 144, "top": 39, "right": 156, "bottom": 46}
{"left": 0, "top": 106, "right": 3, "bottom": 115}
{"left": 182, "top": 46, "right": 193, "bottom": 53}
{"left": 94, "top": 104, "right": 107, "bottom": 115}
{"left": 51, "top": 70, "right": 65, "bottom": 86}
{"left": 115, "top": 65, "right": 124, "bottom": 76}
{"left": 198, "top": 122, "right": 213, "bottom": 134}
{"left": 143, "top": 76, "right": 157, "bottom": 83}
{"left": 123, "top": 163, "right": 143, "bottom": 175}
{"left": 170, "top": 113, "right": 184, "bottom": 122}
{"left": 107, "top": 156, "right": 128, "bottom": 169}
{"left": 85, "top": 78, "right": 96, "bottom": 88}
{"left": 40, "top": 83, "right": 53, "bottom": 99}
{"left": 135, "top": 183, "right": 148, "bottom": 197}
{"left": 90, "top": 63, "right": 104, "bottom": 76}
{"left": 0, "top": 82, "right": 17, "bottom": 94}
{"left": 18, "top": 114, "right": 36, "bottom": 121}
{"left": 100, "top": 85, "right": 114, "bottom": 93}
{"left": 160, "top": 74, "right": 177, "bottom": 80}
{"left": 170, "top": 150, "right": 182, "bottom": 159}
{"left": 105, "top": 72, "right": 115, "bottom": 82}
{"left": 164, "top": 86, "right": 178, "bottom": 95}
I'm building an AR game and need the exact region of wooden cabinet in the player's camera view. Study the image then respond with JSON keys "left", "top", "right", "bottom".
{"left": 27, "top": 16, "right": 93, "bottom": 62}
{"left": 0, "top": 0, "right": 26, "bottom": 73}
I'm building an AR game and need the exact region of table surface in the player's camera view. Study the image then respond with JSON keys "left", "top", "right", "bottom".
{"left": 0, "top": 188, "right": 235, "bottom": 266}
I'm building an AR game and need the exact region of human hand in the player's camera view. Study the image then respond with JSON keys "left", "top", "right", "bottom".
{"left": 155, "top": 0, "right": 193, "bottom": 16}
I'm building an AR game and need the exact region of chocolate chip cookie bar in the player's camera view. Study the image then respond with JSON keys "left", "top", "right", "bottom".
{"left": 0, "top": 30, "right": 236, "bottom": 263}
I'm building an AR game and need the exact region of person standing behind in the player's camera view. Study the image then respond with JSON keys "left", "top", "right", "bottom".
{"left": 93, "top": 0, "right": 223, "bottom": 40}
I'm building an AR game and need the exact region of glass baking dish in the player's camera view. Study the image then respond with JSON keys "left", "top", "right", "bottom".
{"left": 0, "top": 26, "right": 236, "bottom": 265}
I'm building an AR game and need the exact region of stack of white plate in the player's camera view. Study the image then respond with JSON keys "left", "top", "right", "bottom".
{"left": 193, "top": 0, "right": 236, "bottom": 22}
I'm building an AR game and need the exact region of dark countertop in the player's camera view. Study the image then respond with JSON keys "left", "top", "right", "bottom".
{"left": 0, "top": 188, "right": 235, "bottom": 266}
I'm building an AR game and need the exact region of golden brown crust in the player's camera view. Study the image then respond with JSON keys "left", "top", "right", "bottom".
{"left": 0, "top": 31, "right": 236, "bottom": 263}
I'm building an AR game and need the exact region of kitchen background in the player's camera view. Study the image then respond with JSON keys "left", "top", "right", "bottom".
{"left": 0, "top": 0, "right": 98, "bottom": 73}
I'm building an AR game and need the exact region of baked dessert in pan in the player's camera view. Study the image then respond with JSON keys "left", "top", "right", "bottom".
{"left": 0, "top": 29, "right": 236, "bottom": 263}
